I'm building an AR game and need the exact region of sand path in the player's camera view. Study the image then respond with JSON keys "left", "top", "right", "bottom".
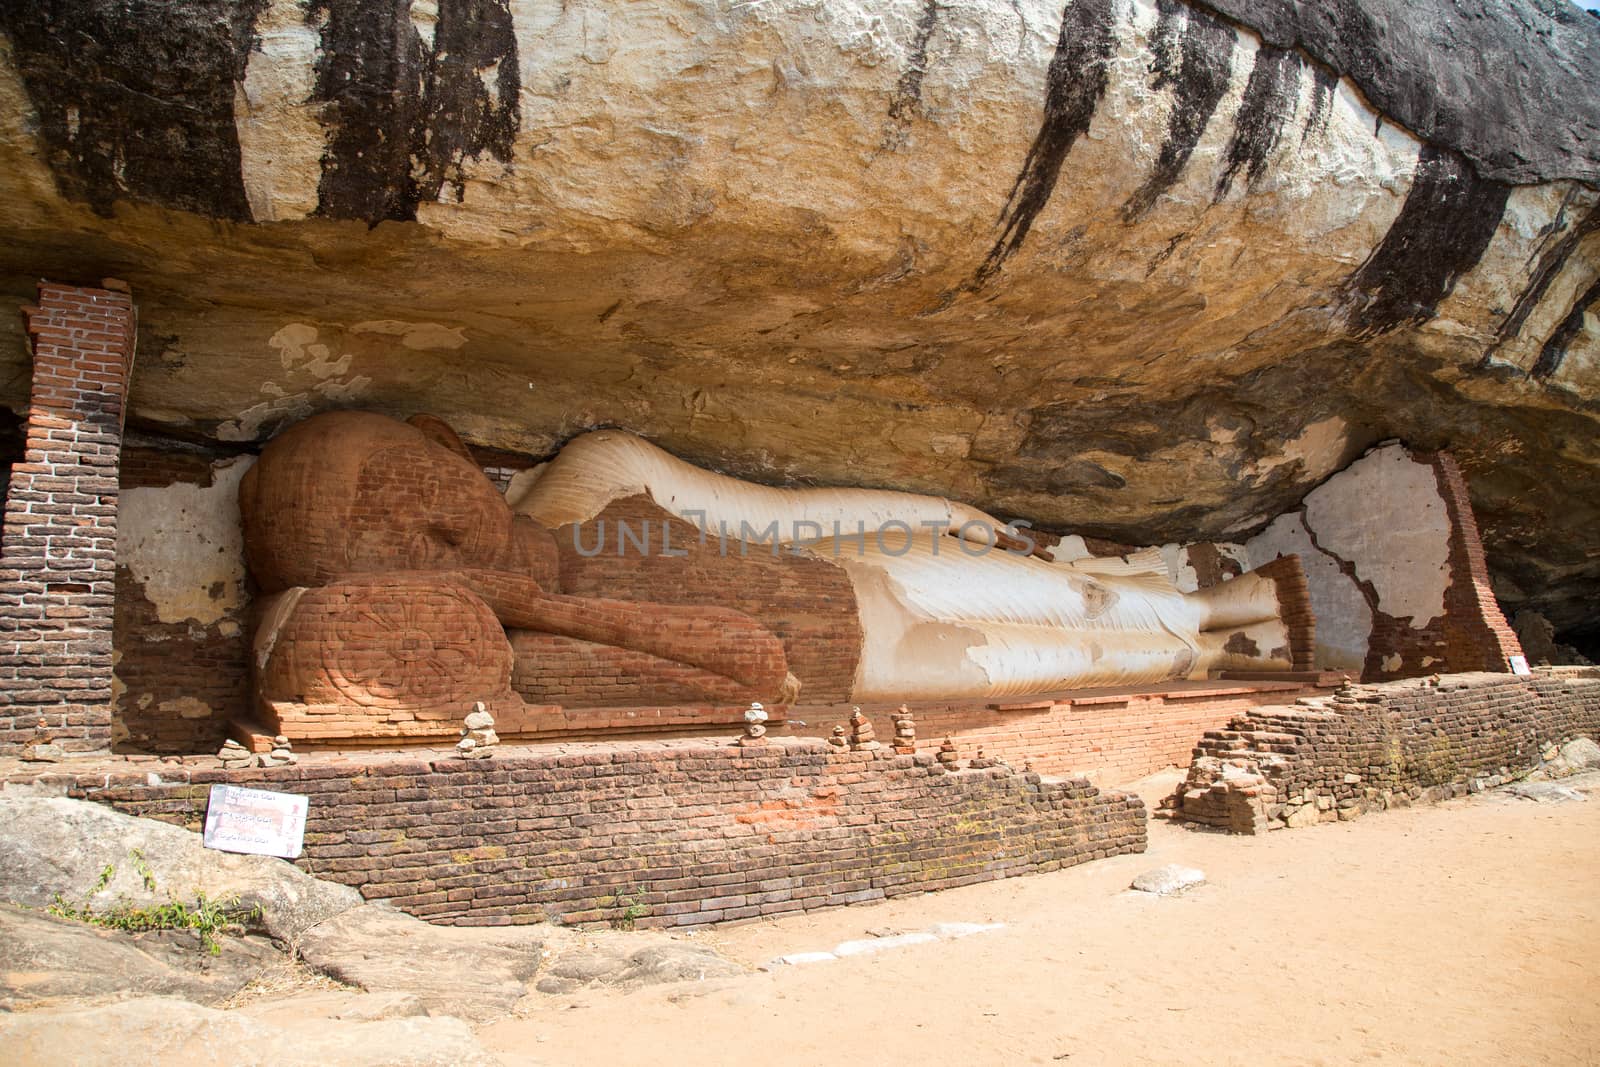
{"left": 480, "top": 782, "right": 1600, "bottom": 1066}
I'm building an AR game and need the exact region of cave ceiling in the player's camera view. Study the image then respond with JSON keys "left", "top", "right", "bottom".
{"left": 0, "top": 0, "right": 1597, "bottom": 631}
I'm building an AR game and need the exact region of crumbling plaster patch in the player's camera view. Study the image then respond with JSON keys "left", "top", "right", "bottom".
{"left": 1301, "top": 444, "right": 1450, "bottom": 624}
{"left": 117, "top": 456, "right": 255, "bottom": 626}
{"left": 1159, "top": 541, "right": 1250, "bottom": 593}
{"left": 1246, "top": 443, "right": 1454, "bottom": 674}
{"left": 1247, "top": 510, "right": 1370, "bottom": 671}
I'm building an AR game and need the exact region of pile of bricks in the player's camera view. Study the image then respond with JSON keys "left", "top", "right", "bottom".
{"left": 1166, "top": 669, "right": 1600, "bottom": 833}
{"left": 46, "top": 739, "right": 1147, "bottom": 929}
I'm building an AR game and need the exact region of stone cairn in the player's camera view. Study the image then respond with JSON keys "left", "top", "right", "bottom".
{"left": 456, "top": 702, "right": 499, "bottom": 760}
{"left": 968, "top": 747, "right": 998, "bottom": 770}
{"left": 217, "top": 739, "right": 253, "bottom": 770}
{"left": 739, "top": 701, "right": 769, "bottom": 747}
{"left": 891, "top": 706, "right": 916, "bottom": 754}
{"left": 216, "top": 736, "right": 296, "bottom": 769}
{"left": 827, "top": 725, "right": 849, "bottom": 750}
{"left": 936, "top": 736, "right": 962, "bottom": 771}
{"left": 848, "top": 707, "right": 880, "bottom": 751}
{"left": 261, "top": 734, "right": 298, "bottom": 767}
{"left": 20, "top": 722, "right": 63, "bottom": 763}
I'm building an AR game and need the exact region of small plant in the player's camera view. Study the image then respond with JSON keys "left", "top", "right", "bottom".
{"left": 602, "top": 888, "right": 650, "bottom": 931}
{"left": 615, "top": 898, "right": 648, "bottom": 931}
{"left": 45, "top": 851, "right": 260, "bottom": 956}
{"left": 131, "top": 848, "right": 158, "bottom": 893}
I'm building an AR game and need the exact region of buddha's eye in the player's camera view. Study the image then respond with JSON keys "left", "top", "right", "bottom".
{"left": 408, "top": 528, "right": 447, "bottom": 567}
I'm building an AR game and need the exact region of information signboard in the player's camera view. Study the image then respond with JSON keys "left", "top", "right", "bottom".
{"left": 202, "top": 784, "right": 309, "bottom": 859}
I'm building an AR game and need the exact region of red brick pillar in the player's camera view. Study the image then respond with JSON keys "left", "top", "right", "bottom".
{"left": 1433, "top": 452, "right": 1526, "bottom": 673}
{"left": 0, "top": 281, "right": 136, "bottom": 756}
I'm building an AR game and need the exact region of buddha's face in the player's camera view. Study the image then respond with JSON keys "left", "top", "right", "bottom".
{"left": 242, "top": 411, "right": 558, "bottom": 591}
{"left": 343, "top": 434, "right": 547, "bottom": 576}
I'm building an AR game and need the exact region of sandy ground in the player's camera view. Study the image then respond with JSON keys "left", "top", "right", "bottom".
{"left": 479, "top": 779, "right": 1600, "bottom": 1067}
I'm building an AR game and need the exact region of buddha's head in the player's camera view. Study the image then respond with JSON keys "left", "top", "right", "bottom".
{"left": 240, "top": 411, "right": 558, "bottom": 593}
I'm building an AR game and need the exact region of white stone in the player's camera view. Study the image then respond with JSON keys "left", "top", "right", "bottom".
{"left": 832, "top": 932, "right": 940, "bottom": 957}
{"left": 1129, "top": 864, "right": 1207, "bottom": 896}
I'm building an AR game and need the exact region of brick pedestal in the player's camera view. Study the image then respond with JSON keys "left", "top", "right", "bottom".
{"left": 0, "top": 281, "right": 136, "bottom": 755}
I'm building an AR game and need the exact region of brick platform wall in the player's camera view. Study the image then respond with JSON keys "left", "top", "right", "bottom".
{"left": 44, "top": 740, "right": 1146, "bottom": 928}
{"left": 1169, "top": 670, "right": 1600, "bottom": 832}
{"left": 789, "top": 682, "right": 1325, "bottom": 785}
{"left": 0, "top": 281, "right": 136, "bottom": 755}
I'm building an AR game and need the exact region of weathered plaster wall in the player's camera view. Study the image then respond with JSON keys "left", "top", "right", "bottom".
{"left": 112, "top": 443, "right": 256, "bottom": 753}
{"left": 1246, "top": 443, "right": 1520, "bottom": 679}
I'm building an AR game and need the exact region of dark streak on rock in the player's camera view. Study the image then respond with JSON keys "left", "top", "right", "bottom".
{"left": 970, "top": 0, "right": 1117, "bottom": 289}
{"left": 0, "top": 0, "right": 267, "bottom": 220}
{"left": 310, "top": 0, "right": 520, "bottom": 225}
{"left": 1491, "top": 199, "right": 1600, "bottom": 354}
{"left": 1531, "top": 275, "right": 1600, "bottom": 381}
{"left": 415, "top": 0, "right": 520, "bottom": 205}
{"left": 1120, "top": 0, "right": 1236, "bottom": 223}
{"left": 309, "top": 0, "right": 425, "bottom": 223}
{"left": 1302, "top": 63, "right": 1338, "bottom": 137}
{"left": 1191, "top": 0, "right": 1600, "bottom": 187}
{"left": 1214, "top": 44, "right": 1299, "bottom": 201}
{"left": 1341, "top": 145, "right": 1510, "bottom": 336}
{"left": 1146, "top": 230, "right": 1192, "bottom": 276}
{"left": 882, "top": 0, "right": 942, "bottom": 151}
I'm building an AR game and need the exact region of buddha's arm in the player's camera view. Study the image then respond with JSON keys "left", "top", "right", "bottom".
{"left": 511, "top": 428, "right": 1052, "bottom": 558}
{"left": 444, "top": 569, "right": 790, "bottom": 694}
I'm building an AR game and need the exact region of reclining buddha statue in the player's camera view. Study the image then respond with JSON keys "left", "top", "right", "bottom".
{"left": 239, "top": 411, "right": 1311, "bottom": 744}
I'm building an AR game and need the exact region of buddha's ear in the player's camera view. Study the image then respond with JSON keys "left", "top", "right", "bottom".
{"left": 407, "top": 414, "right": 474, "bottom": 462}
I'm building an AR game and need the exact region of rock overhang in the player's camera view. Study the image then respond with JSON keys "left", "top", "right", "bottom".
{"left": 0, "top": 0, "right": 1594, "bottom": 635}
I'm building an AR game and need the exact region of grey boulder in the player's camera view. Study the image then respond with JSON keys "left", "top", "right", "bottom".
{"left": 296, "top": 903, "right": 547, "bottom": 1021}
{"left": 0, "top": 903, "right": 281, "bottom": 1010}
{"left": 1504, "top": 782, "right": 1588, "bottom": 803}
{"left": 1559, "top": 738, "right": 1600, "bottom": 771}
{"left": 0, "top": 796, "right": 362, "bottom": 942}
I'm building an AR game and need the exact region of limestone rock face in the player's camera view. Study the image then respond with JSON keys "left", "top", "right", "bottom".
{"left": 0, "top": 797, "right": 363, "bottom": 942}
{"left": 295, "top": 903, "right": 547, "bottom": 1021}
{"left": 0, "top": 0, "right": 1596, "bottom": 633}
{"left": 0, "top": 904, "right": 281, "bottom": 1010}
